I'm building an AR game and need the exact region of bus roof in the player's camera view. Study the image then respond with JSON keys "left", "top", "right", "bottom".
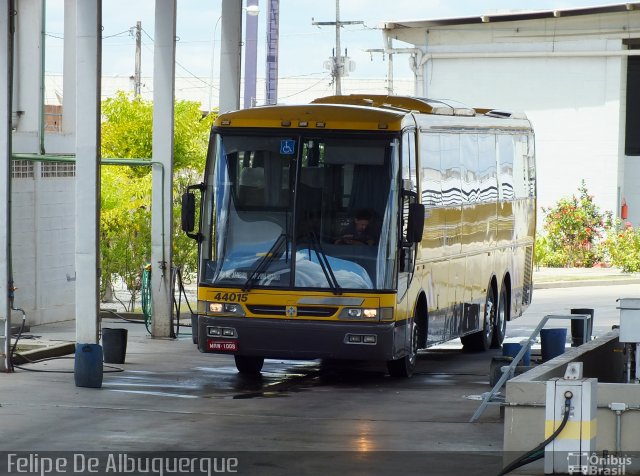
{"left": 214, "top": 95, "right": 529, "bottom": 132}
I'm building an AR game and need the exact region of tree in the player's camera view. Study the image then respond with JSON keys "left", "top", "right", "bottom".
{"left": 100, "top": 91, "right": 215, "bottom": 307}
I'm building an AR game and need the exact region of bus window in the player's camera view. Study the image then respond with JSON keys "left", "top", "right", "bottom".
{"left": 478, "top": 134, "right": 497, "bottom": 202}
{"left": 513, "top": 135, "right": 529, "bottom": 199}
{"left": 498, "top": 135, "right": 515, "bottom": 201}
{"left": 461, "top": 134, "right": 479, "bottom": 204}
{"left": 441, "top": 134, "right": 462, "bottom": 206}
{"left": 420, "top": 133, "right": 442, "bottom": 207}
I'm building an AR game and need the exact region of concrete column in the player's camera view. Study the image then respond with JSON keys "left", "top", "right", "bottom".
{"left": 12, "top": 0, "right": 44, "bottom": 153}
{"left": 63, "top": 0, "right": 76, "bottom": 136}
{"left": 0, "top": 2, "right": 13, "bottom": 372}
{"left": 75, "top": 0, "right": 101, "bottom": 345}
{"left": 150, "top": 0, "right": 176, "bottom": 338}
{"left": 219, "top": 0, "right": 242, "bottom": 113}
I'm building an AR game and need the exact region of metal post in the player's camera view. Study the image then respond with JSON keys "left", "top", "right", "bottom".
{"left": 0, "top": 1, "right": 14, "bottom": 372}
{"left": 334, "top": 0, "right": 341, "bottom": 95}
{"left": 243, "top": 0, "right": 259, "bottom": 108}
{"left": 265, "top": 0, "right": 279, "bottom": 105}
{"left": 151, "top": 0, "right": 176, "bottom": 338}
{"left": 134, "top": 21, "right": 142, "bottom": 97}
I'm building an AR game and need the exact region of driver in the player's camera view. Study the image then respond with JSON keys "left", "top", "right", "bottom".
{"left": 335, "top": 209, "right": 378, "bottom": 246}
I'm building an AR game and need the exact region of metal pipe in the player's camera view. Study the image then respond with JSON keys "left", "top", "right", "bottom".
{"left": 615, "top": 411, "right": 622, "bottom": 453}
{"left": 10, "top": 154, "right": 166, "bottom": 265}
{"left": 39, "top": 0, "right": 46, "bottom": 155}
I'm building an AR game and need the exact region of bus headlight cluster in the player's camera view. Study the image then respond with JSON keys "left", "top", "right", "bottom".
{"left": 340, "top": 308, "right": 378, "bottom": 320}
{"left": 207, "top": 302, "right": 245, "bottom": 316}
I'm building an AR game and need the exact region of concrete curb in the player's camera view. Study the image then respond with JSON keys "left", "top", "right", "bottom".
{"left": 12, "top": 342, "right": 76, "bottom": 365}
{"left": 534, "top": 278, "right": 640, "bottom": 289}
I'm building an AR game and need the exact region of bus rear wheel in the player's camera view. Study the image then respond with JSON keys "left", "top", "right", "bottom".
{"left": 387, "top": 322, "right": 417, "bottom": 378}
{"left": 491, "top": 285, "right": 508, "bottom": 348}
{"left": 234, "top": 355, "right": 264, "bottom": 374}
{"left": 461, "top": 286, "right": 496, "bottom": 352}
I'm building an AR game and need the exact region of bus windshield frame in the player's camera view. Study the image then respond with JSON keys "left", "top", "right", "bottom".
{"left": 199, "top": 129, "right": 401, "bottom": 293}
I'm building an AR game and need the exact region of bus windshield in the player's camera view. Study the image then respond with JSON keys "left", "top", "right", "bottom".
{"left": 200, "top": 132, "right": 399, "bottom": 291}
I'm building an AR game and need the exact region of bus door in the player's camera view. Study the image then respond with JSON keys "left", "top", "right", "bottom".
{"left": 398, "top": 131, "right": 418, "bottom": 337}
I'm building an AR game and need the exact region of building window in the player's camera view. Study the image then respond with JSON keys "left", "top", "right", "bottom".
{"left": 41, "top": 162, "right": 76, "bottom": 178}
{"left": 626, "top": 56, "right": 640, "bottom": 156}
{"left": 11, "top": 160, "right": 34, "bottom": 178}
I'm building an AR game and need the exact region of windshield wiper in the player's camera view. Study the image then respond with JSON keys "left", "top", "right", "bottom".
{"left": 242, "top": 233, "right": 287, "bottom": 292}
{"left": 307, "top": 232, "right": 342, "bottom": 295}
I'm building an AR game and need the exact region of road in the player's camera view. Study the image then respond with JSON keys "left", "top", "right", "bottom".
{"left": 2, "top": 283, "right": 637, "bottom": 476}
{"left": 505, "top": 283, "right": 638, "bottom": 340}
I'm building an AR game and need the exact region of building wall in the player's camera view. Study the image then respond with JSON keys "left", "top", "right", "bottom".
{"left": 382, "top": 9, "right": 640, "bottom": 227}
{"left": 11, "top": 161, "right": 76, "bottom": 326}
{"left": 423, "top": 40, "right": 627, "bottom": 227}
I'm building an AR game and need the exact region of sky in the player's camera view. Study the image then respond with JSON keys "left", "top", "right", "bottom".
{"left": 45, "top": 0, "right": 618, "bottom": 102}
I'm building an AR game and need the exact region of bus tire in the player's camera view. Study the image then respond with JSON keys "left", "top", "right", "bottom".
{"left": 387, "top": 322, "right": 417, "bottom": 378}
{"left": 491, "top": 285, "right": 508, "bottom": 348}
{"left": 234, "top": 355, "right": 264, "bottom": 374}
{"left": 461, "top": 285, "right": 496, "bottom": 352}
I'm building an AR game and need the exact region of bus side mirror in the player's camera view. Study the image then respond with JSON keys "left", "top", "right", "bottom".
{"left": 181, "top": 184, "right": 204, "bottom": 242}
{"left": 407, "top": 203, "right": 425, "bottom": 243}
{"left": 181, "top": 192, "right": 196, "bottom": 233}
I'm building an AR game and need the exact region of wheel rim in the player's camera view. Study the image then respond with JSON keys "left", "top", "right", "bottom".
{"left": 496, "top": 291, "right": 506, "bottom": 339}
{"left": 409, "top": 324, "right": 418, "bottom": 366}
{"left": 485, "top": 291, "right": 495, "bottom": 345}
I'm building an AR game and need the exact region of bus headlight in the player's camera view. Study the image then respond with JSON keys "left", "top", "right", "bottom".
{"left": 340, "top": 308, "right": 379, "bottom": 320}
{"left": 207, "top": 302, "right": 245, "bottom": 316}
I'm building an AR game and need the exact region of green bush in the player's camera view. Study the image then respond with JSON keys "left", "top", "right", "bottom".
{"left": 601, "top": 220, "right": 640, "bottom": 272}
{"left": 537, "top": 181, "right": 611, "bottom": 268}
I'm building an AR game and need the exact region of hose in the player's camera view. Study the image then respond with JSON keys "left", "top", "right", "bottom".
{"left": 140, "top": 264, "right": 152, "bottom": 334}
{"left": 498, "top": 391, "right": 573, "bottom": 475}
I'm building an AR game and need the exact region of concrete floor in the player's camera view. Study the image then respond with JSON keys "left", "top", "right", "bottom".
{"left": 2, "top": 317, "right": 508, "bottom": 475}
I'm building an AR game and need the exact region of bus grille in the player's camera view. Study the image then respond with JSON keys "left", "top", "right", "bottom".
{"left": 246, "top": 305, "right": 338, "bottom": 317}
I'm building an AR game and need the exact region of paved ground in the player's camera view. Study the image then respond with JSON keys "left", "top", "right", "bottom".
{"left": 2, "top": 269, "right": 639, "bottom": 476}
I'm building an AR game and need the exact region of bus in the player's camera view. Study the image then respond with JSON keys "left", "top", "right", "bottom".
{"left": 181, "top": 95, "right": 536, "bottom": 377}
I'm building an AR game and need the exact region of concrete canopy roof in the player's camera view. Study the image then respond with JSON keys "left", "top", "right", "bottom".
{"left": 379, "top": 2, "right": 640, "bottom": 32}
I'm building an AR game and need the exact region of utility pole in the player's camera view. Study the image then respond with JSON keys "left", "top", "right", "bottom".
{"left": 134, "top": 21, "right": 142, "bottom": 96}
{"left": 312, "top": 0, "right": 362, "bottom": 95}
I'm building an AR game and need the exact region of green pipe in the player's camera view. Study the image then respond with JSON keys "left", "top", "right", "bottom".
{"left": 11, "top": 153, "right": 168, "bottom": 272}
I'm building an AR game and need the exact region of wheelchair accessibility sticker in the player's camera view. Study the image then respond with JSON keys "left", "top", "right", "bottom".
{"left": 280, "top": 139, "right": 296, "bottom": 155}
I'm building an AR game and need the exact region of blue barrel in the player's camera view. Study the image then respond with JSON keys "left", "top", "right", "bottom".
{"left": 74, "top": 343, "right": 103, "bottom": 388}
{"left": 540, "top": 328, "right": 567, "bottom": 362}
{"left": 502, "top": 342, "right": 531, "bottom": 366}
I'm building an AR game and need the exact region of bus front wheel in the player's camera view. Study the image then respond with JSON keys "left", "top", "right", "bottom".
{"left": 387, "top": 322, "right": 418, "bottom": 378}
{"left": 234, "top": 355, "right": 264, "bottom": 374}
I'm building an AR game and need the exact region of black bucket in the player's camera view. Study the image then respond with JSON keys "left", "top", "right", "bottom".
{"left": 102, "top": 328, "right": 128, "bottom": 364}
{"left": 191, "top": 313, "right": 199, "bottom": 345}
{"left": 570, "top": 308, "right": 594, "bottom": 347}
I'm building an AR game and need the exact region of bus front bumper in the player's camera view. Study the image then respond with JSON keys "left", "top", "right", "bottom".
{"left": 197, "top": 316, "right": 403, "bottom": 361}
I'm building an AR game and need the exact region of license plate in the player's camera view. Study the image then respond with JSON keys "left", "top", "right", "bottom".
{"left": 208, "top": 339, "right": 238, "bottom": 352}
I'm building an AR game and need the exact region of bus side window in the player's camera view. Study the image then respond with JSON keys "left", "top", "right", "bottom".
{"left": 420, "top": 133, "right": 442, "bottom": 207}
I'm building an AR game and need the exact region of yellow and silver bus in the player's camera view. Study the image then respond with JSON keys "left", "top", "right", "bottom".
{"left": 182, "top": 95, "right": 536, "bottom": 377}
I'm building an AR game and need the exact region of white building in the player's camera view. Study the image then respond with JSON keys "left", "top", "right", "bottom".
{"left": 381, "top": 3, "right": 640, "bottom": 226}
